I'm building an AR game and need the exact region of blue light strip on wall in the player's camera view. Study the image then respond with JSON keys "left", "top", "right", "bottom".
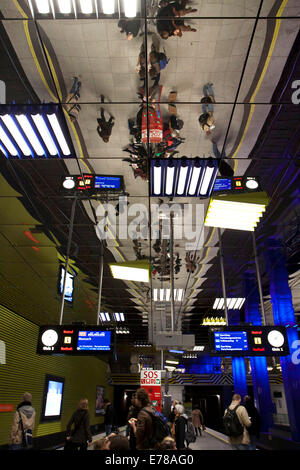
{"left": 0, "top": 104, "right": 76, "bottom": 159}
{"left": 150, "top": 157, "right": 219, "bottom": 198}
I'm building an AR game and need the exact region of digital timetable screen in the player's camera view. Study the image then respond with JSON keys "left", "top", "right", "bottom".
{"left": 214, "top": 331, "right": 248, "bottom": 352}
{"left": 209, "top": 326, "right": 289, "bottom": 357}
{"left": 94, "top": 176, "right": 121, "bottom": 190}
{"left": 37, "top": 325, "right": 112, "bottom": 355}
{"left": 77, "top": 330, "right": 111, "bottom": 351}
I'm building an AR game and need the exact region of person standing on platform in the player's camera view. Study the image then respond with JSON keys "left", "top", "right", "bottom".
{"left": 9, "top": 392, "right": 36, "bottom": 450}
{"left": 243, "top": 395, "right": 261, "bottom": 450}
{"left": 192, "top": 404, "right": 204, "bottom": 437}
{"left": 126, "top": 393, "right": 140, "bottom": 450}
{"left": 65, "top": 398, "right": 92, "bottom": 451}
{"left": 128, "top": 388, "right": 156, "bottom": 450}
{"left": 174, "top": 404, "right": 188, "bottom": 450}
{"left": 104, "top": 398, "right": 115, "bottom": 436}
{"left": 223, "top": 394, "right": 251, "bottom": 450}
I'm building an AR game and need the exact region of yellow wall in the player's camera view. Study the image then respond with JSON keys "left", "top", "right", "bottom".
{"left": 0, "top": 304, "right": 112, "bottom": 445}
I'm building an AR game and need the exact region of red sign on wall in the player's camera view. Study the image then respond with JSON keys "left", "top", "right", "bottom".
{"left": 140, "top": 370, "right": 162, "bottom": 412}
{"left": 0, "top": 404, "right": 14, "bottom": 412}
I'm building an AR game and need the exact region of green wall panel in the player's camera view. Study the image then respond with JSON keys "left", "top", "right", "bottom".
{"left": 0, "top": 304, "right": 112, "bottom": 446}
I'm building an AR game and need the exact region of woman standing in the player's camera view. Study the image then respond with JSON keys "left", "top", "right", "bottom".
{"left": 192, "top": 405, "right": 204, "bottom": 437}
{"left": 65, "top": 398, "right": 92, "bottom": 451}
{"left": 174, "top": 404, "right": 188, "bottom": 450}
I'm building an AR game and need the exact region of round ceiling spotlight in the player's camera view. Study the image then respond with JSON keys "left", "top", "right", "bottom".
{"left": 63, "top": 177, "right": 75, "bottom": 189}
{"left": 245, "top": 179, "right": 259, "bottom": 190}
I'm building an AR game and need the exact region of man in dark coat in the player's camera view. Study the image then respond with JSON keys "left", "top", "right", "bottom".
{"left": 97, "top": 95, "right": 115, "bottom": 143}
{"left": 104, "top": 398, "right": 115, "bottom": 436}
{"left": 243, "top": 395, "right": 261, "bottom": 450}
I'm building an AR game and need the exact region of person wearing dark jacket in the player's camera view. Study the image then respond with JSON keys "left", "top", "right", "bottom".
{"left": 97, "top": 95, "right": 115, "bottom": 143}
{"left": 65, "top": 398, "right": 92, "bottom": 451}
{"left": 174, "top": 404, "right": 188, "bottom": 450}
{"left": 243, "top": 395, "right": 261, "bottom": 450}
{"left": 126, "top": 393, "right": 140, "bottom": 450}
{"left": 129, "top": 388, "right": 156, "bottom": 450}
{"left": 104, "top": 398, "right": 115, "bottom": 436}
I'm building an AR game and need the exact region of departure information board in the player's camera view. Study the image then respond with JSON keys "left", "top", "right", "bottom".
{"left": 37, "top": 325, "right": 112, "bottom": 355}
{"left": 209, "top": 325, "right": 289, "bottom": 356}
{"left": 213, "top": 176, "right": 260, "bottom": 193}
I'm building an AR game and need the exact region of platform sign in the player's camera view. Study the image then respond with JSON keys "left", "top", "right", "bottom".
{"left": 140, "top": 370, "right": 162, "bottom": 412}
{"left": 36, "top": 325, "right": 112, "bottom": 355}
{"left": 209, "top": 325, "right": 289, "bottom": 357}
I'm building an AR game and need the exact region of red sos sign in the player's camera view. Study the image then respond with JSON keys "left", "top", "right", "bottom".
{"left": 142, "top": 371, "right": 159, "bottom": 379}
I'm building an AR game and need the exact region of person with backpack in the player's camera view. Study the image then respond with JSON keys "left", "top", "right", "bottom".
{"left": 65, "top": 398, "right": 93, "bottom": 451}
{"left": 243, "top": 395, "right": 261, "bottom": 450}
{"left": 129, "top": 388, "right": 169, "bottom": 449}
{"left": 9, "top": 392, "right": 35, "bottom": 450}
{"left": 223, "top": 394, "right": 252, "bottom": 450}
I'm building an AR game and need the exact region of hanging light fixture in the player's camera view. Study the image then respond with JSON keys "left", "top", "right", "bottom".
{"left": 151, "top": 157, "right": 218, "bottom": 198}
{"left": 109, "top": 260, "right": 150, "bottom": 283}
{"left": 0, "top": 105, "right": 75, "bottom": 159}
{"left": 213, "top": 297, "right": 245, "bottom": 310}
{"left": 205, "top": 192, "right": 269, "bottom": 231}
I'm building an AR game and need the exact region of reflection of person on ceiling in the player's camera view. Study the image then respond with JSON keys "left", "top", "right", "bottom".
{"left": 97, "top": 95, "right": 115, "bottom": 143}
{"left": 157, "top": 1, "right": 197, "bottom": 39}
{"left": 65, "top": 76, "right": 81, "bottom": 122}
{"left": 118, "top": 19, "right": 141, "bottom": 40}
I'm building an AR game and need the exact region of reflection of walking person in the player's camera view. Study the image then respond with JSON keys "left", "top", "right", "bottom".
{"left": 65, "top": 77, "right": 81, "bottom": 122}
{"left": 199, "top": 82, "right": 215, "bottom": 135}
{"left": 97, "top": 95, "right": 115, "bottom": 143}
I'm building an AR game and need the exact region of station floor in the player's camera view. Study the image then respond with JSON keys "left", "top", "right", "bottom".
{"left": 57, "top": 426, "right": 233, "bottom": 451}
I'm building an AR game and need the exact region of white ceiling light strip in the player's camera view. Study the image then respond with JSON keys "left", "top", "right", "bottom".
{"left": 199, "top": 165, "right": 215, "bottom": 196}
{"left": 58, "top": 0, "right": 72, "bottom": 13}
{"left": 188, "top": 166, "right": 202, "bottom": 195}
{"left": 15, "top": 115, "right": 45, "bottom": 156}
{"left": 31, "top": 114, "right": 59, "bottom": 156}
{"left": 35, "top": 0, "right": 50, "bottom": 14}
{"left": 102, "top": 0, "right": 114, "bottom": 14}
{"left": 176, "top": 166, "right": 188, "bottom": 195}
{"left": 47, "top": 114, "right": 71, "bottom": 155}
{"left": 1, "top": 115, "right": 32, "bottom": 156}
{"left": 80, "top": 0, "right": 93, "bottom": 14}
{"left": 124, "top": 0, "right": 137, "bottom": 17}
{"left": 0, "top": 124, "right": 19, "bottom": 157}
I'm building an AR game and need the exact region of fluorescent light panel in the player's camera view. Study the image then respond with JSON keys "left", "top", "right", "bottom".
{"left": 205, "top": 199, "right": 266, "bottom": 231}
{"left": 213, "top": 297, "right": 245, "bottom": 310}
{"left": 58, "top": 0, "right": 72, "bottom": 13}
{"left": 124, "top": 0, "right": 137, "bottom": 17}
{"left": 47, "top": 114, "right": 71, "bottom": 155}
{"left": 36, "top": 0, "right": 50, "bottom": 13}
{"left": 110, "top": 265, "right": 149, "bottom": 283}
{"left": 80, "top": 0, "right": 93, "bottom": 14}
{"left": 102, "top": 0, "right": 114, "bottom": 14}
{"left": 151, "top": 158, "right": 217, "bottom": 198}
{"left": 1, "top": 115, "right": 32, "bottom": 156}
{"left": 153, "top": 288, "right": 184, "bottom": 302}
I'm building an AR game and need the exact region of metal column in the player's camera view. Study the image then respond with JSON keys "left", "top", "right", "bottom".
{"left": 96, "top": 242, "right": 104, "bottom": 325}
{"left": 218, "top": 228, "right": 228, "bottom": 324}
{"left": 59, "top": 197, "right": 77, "bottom": 325}
{"left": 252, "top": 232, "right": 267, "bottom": 326}
{"left": 170, "top": 212, "right": 175, "bottom": 331}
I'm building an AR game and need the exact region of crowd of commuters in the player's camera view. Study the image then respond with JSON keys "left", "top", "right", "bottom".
{"left": 8, "top": 390, "right": 261, "bottom": 451}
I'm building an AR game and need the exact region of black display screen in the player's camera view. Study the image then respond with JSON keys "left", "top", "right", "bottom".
{"left": 37, "top": 325, "right": 112, "bottom": 355}
{"left": 209, "top": 325, "right": 289, "bottom": 356}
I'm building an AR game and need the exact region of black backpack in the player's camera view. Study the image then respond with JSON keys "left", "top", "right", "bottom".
{"left": 185, "top": 419, "right": 196, "bottom": 444}
{"left": 143, "top": 409, "right": 169, "bottom": 446}
{"left": 223, "top": 405, "right": 244, "bottom": 437}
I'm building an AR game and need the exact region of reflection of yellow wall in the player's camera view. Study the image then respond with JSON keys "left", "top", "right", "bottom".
{"left": 0, "top": 304, "right": 112, "bottom": 446}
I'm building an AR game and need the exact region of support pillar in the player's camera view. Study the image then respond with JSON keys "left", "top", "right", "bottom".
{"left": 228, "top": 309, "right": 248, "bottom": 399}
{"left": 266, "top": 240, "right": 300, "bottom": 441}
{"left": 244, "top": 273, "right": 274, "bottom": 432}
